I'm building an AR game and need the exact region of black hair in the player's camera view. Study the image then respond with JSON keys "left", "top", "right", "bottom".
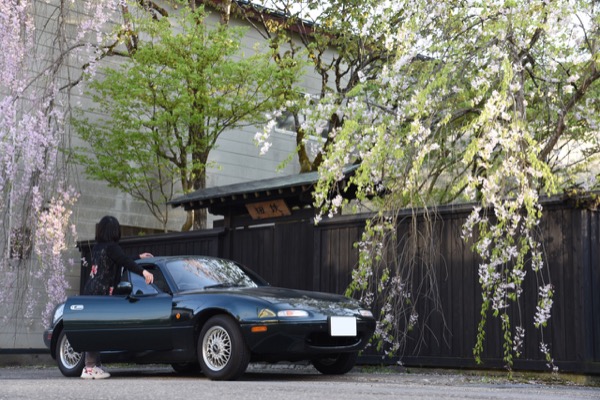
{"left": 95, "top": 215, "right": 121, "bottom": 243}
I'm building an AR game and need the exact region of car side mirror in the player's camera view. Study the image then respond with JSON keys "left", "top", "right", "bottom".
{"left": 114, "top": 281, "right": 133, "bottom": 296}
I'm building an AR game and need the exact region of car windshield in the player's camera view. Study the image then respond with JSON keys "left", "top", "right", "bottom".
{"left": 165, "top": 258, "right": 261, "bottom": 291}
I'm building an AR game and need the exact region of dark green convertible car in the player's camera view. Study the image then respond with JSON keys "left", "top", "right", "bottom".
{"left": 44, "top": 256, "right": 375, "bottom": 380}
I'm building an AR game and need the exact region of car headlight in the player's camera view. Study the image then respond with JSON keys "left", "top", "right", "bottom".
{"left": 52, "top": 304, "right": 65, "bottom": 325}
{"left": 359, "top": 309, "right": 373, "bottom": 318}
{"left": 277, "top": 310, "right": 309, "bottom": 317}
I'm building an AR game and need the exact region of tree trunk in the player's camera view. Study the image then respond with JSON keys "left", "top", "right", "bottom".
{"left": 181, "top": 211, "right": 193, "bottom": 232}
{"left": 219, "top": 0, "right": 233, "bottom": 25}
{"left": 191, "top": 143, "right": 209, "bottom": 230}
{"left": 193, "top": 208, "right": 207, "bottom": 230}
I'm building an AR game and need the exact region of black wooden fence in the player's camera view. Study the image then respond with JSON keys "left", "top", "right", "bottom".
{"left": 77, "top": 196, "right": 600, "bottom": 374}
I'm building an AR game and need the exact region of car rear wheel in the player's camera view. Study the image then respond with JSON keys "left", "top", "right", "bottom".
{"left": 56, "top": 329, "right": 85, "bottom": 377}
{"left": 312, "top": 352, "right": 358, "bottom": 375}
{"left": 197, "top": 315, "right": 250, "bottom": 380}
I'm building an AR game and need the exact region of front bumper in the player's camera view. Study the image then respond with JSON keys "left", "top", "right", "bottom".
{"left": 241, "top": 318, "right": 375, "bottom": 357}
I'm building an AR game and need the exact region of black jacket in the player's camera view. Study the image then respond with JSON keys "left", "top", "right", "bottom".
{"left": 83, "top": 242, "right": 144, "bottom": 296}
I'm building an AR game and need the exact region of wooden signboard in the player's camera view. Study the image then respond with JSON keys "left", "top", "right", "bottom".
{"left": 246, "top": 199, "right": 291, "bottom": 220}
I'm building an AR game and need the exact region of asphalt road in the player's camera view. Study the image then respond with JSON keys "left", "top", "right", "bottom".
{"left": 0, "top": 364, "right": 598, "bottom": 400}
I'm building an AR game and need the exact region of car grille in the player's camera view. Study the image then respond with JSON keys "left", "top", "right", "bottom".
{"left": 306, "top": 332, "right": 362, "bottom": 347}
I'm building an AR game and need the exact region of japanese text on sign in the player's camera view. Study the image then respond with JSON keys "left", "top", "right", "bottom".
{"left": 246, "top": 199, "right": 291, "bottom": 219}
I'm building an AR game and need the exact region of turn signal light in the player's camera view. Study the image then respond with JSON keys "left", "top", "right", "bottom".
{"left": 251, "top": 325, "right": 268, "bottom": 333}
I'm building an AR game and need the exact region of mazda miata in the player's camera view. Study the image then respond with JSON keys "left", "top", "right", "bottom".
{"left": 43, "top": 255, "right": 376, "bottom": 380}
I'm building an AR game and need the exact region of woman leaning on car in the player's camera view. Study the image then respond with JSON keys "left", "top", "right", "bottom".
{"left": 80, "top": 215, "right": 155, "bottom": 380}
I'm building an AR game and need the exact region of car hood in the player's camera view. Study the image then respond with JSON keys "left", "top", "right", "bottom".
{"left": 224, "top": 286, "right": 364, "bottom": 315}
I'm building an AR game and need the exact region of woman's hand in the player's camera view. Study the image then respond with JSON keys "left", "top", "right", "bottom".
{"left": 139, "top": 252, "right": 153, "bottom": 259}
{"left": 143, "top": 270, "right": 154, "bottom": 284}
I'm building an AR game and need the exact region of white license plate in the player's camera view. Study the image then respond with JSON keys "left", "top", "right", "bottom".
{"left": 329, "top": 316, "right": 357, "bottom": 337}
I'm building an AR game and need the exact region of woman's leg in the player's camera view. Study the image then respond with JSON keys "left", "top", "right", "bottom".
{"left": 81, "top": 351, "right": 110, "bottom": 379}
{"left": 85, "top": 351, "right": 98, "bottom": 369}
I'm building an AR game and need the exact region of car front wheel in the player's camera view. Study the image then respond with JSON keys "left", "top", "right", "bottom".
{"left": 197, "top": 315, "right": 250, "bottom": 380}
{"left": 56, "top": 329, "right": 85, "bottom": 377}
{"left": 312, "top": 352, "right": 358, "bottom": 375}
